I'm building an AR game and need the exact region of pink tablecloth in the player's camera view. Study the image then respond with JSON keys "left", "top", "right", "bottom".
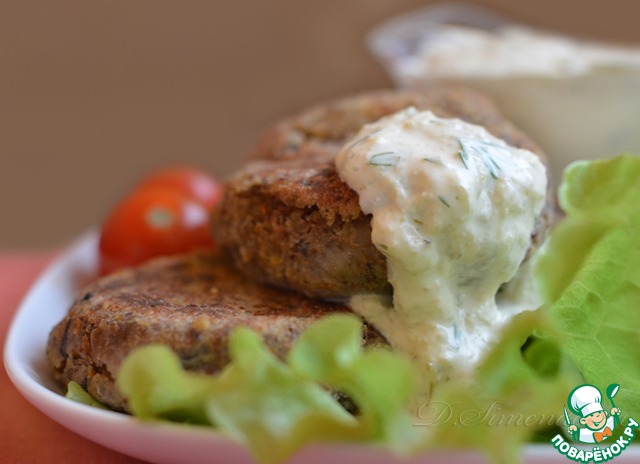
{"left": 0, "top": 252, "right": 146, "bottom": 464}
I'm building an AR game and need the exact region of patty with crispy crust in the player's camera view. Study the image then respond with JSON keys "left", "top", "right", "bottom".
{"left": 212, "top": 87, "right": 556, "bottom": 299}
{"left": 47, "top": 251, "right": 384, "bottom": 412}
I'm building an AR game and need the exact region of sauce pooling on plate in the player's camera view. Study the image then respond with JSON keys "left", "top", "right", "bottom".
{"left": 335, "top": 108, "right": 547, "bottom": 388}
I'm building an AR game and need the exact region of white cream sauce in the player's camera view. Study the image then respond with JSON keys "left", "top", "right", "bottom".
{"left": 402, "top": 25, "right": 640, "bottom": 78}
{"left": 391, "top": 26, "right": 640, "bottom": 185}
{"left": 335, "top": 108, "right": 547, "bottom": 387}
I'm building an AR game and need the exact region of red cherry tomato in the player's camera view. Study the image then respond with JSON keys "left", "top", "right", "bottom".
{"left": 135, "top": 166, "right": 223, "bottom": 209}
{"left": 99, "top": 187, "right": 214, "bottom": 276}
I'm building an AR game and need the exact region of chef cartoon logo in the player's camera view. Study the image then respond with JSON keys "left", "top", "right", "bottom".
{"left": 550, "top": 383, "right": 639, "bottom": 463}
{"left": 565, "top": 384, "right": 621, "bottom": 444}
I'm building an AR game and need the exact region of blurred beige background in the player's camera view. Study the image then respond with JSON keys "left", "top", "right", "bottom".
{"left": 2, "top": 0, "right": 639, "bottom": 249}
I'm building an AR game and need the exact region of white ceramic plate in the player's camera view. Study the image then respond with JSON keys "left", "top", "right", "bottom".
{"left": 4, "top": 232, "right": 639, "bottom": 464}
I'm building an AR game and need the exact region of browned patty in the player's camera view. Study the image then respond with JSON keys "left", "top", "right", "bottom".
{"left": 47, "top": 251, "right": 384, "bottom": 412}
{"left": 212, "top": 87, "right": 556, "bottom": 299}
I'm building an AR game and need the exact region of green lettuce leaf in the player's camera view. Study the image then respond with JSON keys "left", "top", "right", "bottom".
{"left": 65, "top": 381, "right": 109, "bottom": 409}
{"left": 287, "top": 314, "right": 422, "bottom": 453}
{"left": 117, "top": 344, "right": 214, "bottom": 424}
{"left": 204, "top": 327, "right": 362, "bottom": 464}
{"left": 116, "top": 314, "right": 419, "bottom": 464}
{"left": 535, "top": 154, "right": 640, "bottom": 420}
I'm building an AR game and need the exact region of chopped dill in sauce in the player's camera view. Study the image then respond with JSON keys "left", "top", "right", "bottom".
{"left": 456, "top": 138, "right": 505, "bottom": 179}
{"left": 457, "top": 140, "right": 470, "bottom": 170}
{"left": 438, "top": 196, "right": 451, "bottom": 208}
{"left": 368, "top": 152, "right": 397, "bottom": 166}
{"left": 346, "top": 129, "right": 382, "bottom": 154}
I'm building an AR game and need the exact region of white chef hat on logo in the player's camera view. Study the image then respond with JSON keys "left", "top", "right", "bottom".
{"left": 569, "top": 385, "right": 604, "bottom": 417}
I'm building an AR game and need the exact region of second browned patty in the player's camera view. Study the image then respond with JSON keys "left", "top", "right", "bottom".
{"left": 212, "top": 87, "right": 556, "bottom": 299}
{"left": 47, "top": 251, "right": 384, "bottom": 412}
